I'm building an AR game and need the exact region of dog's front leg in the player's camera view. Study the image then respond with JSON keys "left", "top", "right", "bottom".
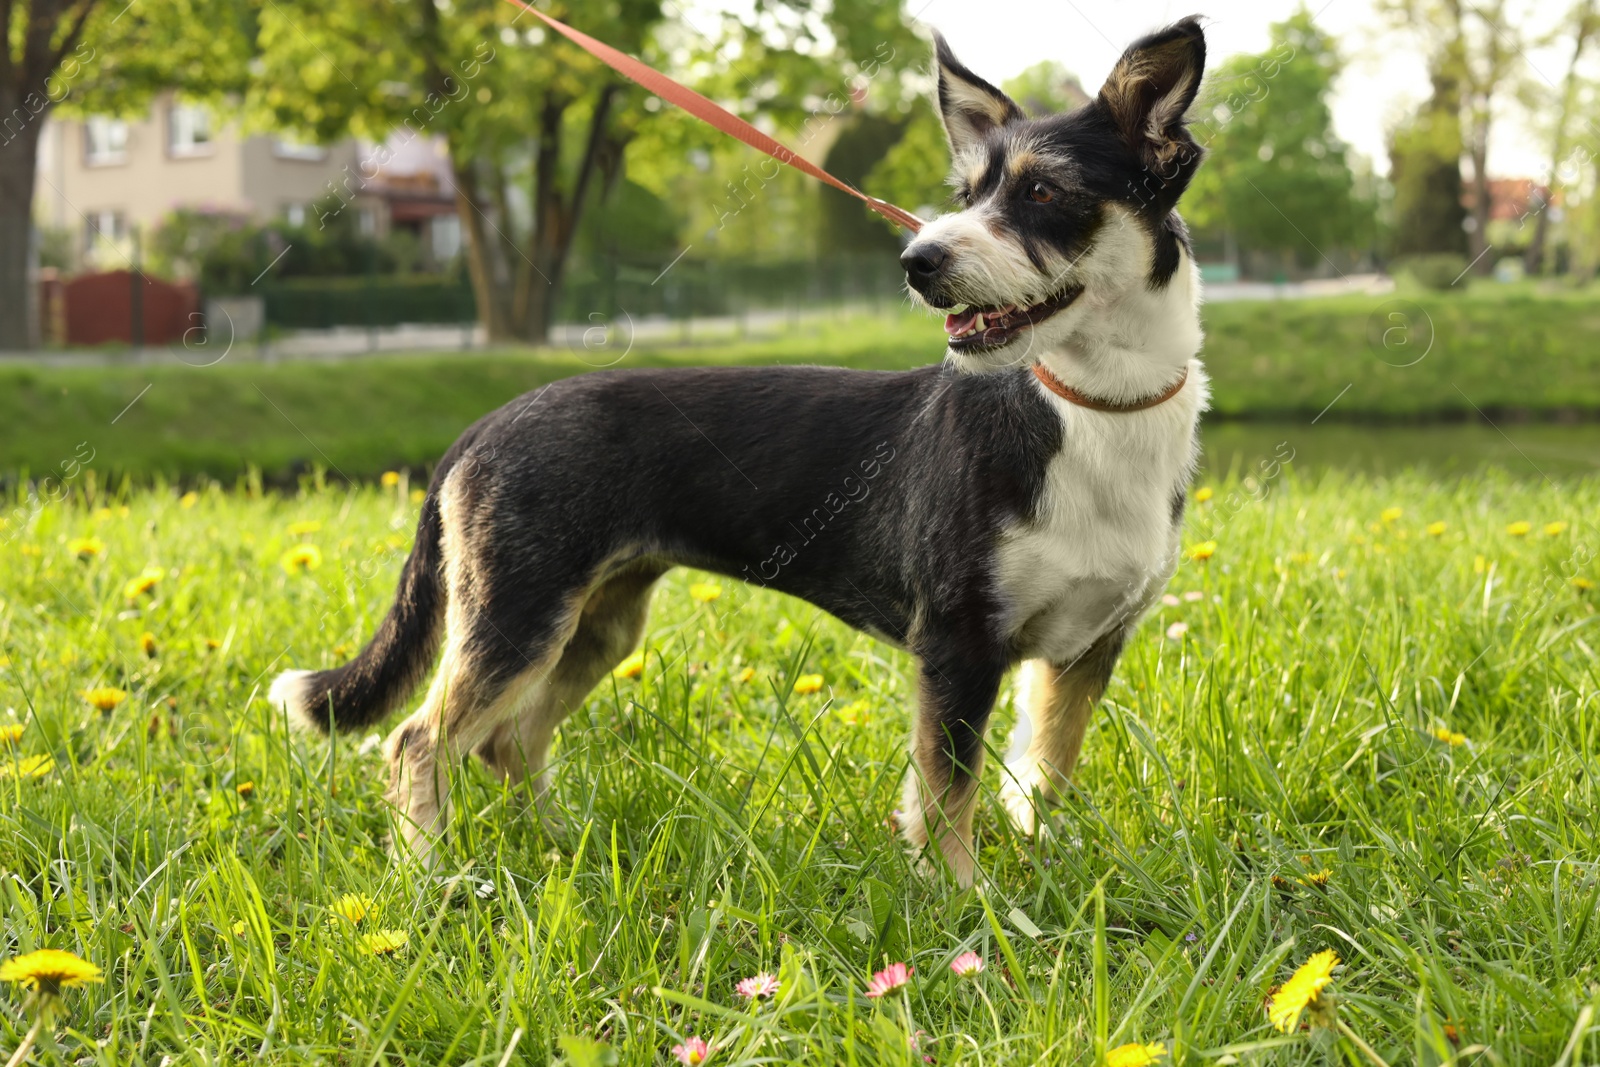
{"left": 1001, "top": 629, "right": 1126, "bottom": 834}
{"left": 900, "top": 651, "right": 1007, "bottom": 888}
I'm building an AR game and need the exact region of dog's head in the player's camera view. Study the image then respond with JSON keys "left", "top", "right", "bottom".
{"left": 902, "top": 18, "right": 1207, "bottom": 367}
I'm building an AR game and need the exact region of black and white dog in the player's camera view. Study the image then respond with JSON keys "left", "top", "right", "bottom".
{"left": 271, "top": 18, "right": 1210, "bottom": 887}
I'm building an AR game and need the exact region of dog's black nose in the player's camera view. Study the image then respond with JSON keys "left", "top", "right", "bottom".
{"left": 900, "top": 243, "right": 948, "bottom": 289}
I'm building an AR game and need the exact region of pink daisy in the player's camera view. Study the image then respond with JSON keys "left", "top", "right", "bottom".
{"left": 672, "top": 1036, "right": 711, "bottom": 1066}
{"left": 949, "top": 951, "right": 985, "bottom": 978}
{"left": 735, "top": 972, "right": 780, "bottom": 1000}
{"left": 865, "top": 961, "right": 913, "bottom": 998}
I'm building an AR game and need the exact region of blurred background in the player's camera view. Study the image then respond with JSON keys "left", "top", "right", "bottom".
{"left": 2, "top": 0, "right": 1598, "bottom": 482}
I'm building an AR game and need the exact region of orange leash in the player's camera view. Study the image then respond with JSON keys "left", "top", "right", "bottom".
{"left": 500, "top": 0, "right": 925, "bottom": 234}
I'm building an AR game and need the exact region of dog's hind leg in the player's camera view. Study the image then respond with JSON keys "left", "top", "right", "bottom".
{"left": 474, "top": 563, "right": 664, "bottom": 822}
{"left": 382, "top": 632, "right": 529, "bottom": 866}
{"left": 999, "top": 628, "right": 1126, "bottom": 835}
{"left": 899, "top": 646, "right": 1007, "bottom": 888}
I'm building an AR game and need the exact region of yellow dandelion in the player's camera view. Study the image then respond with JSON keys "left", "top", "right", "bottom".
{"left": 328, "top": 893, "right": 375, "bottom": 925}
{"left": 0, "top": 723, "right": 24, "bottom": 745}
{"left": 359, "top": 929, "right": 409, "bottom": 956}
{"left": 67, "top": 536, "right": 104, "bottom": 560}
{"left": 1, "top": 754, "right": 54, "bottom": 779}
{"left": 83, "top": 687, "right": 128, "bottom": 712}
{"left": 93, "top": 507, "right": 111, "bottom": 521}
{"left": 0, "top": 949, "right": 102, "bottom": 994}
{"left": 230, "top": 919, "right": 248, "bottom": 937}
{"left": 1298, "top": 869, "right": 1332, "bottom": 888}
{"left": 1193, "top": 486, "right": 1214, "bottom": 503}
{"left": 380, "top": 471, "right": 401, "bottom": 488}
{"left": 410, "top": 488, "right": 425, "bottom": 504}
{"left": 279, "top": 544, "right": 323, "bottom": 574}
{"left": 734, "top": 666, "right": 756, "bottom": 684}
{"left": 837, "top": 698, "right": 871, "bottom": 725}
{"left": 179, "top": 491, "right": 199, "bottom": 509}
{"left": 1433, "top": 727, "right": 1466, "bottom": 747}
{"left": 1573, "top": 577, "right": 1595, "bottom": 591}
{"left": 1105, "top": 1043, "right": 1166, "bottom": 1067}
{"left": 1187, "top": 541, "right": 1217, "bottom": 561}
{"left": 1268, "top": 949, "right": 1340, "bottom": 1032}
{"left": 122, "top": 566, "right": 163, "bottom": 599}
{"left": 1380, "top": 507, "right": 1402, "bottom": 522}
{"left": 19, "top": 544, "right": 41, "bottom": 557}
{"left": 1426, "top": 521, "right": 1446, "bottom": 536}
{"left": 236, "top": 780, "right": 255, "bottom": 798}
{"left": 139, "top": 632, "right": 158, "bottom": 657}
{"left": 1545, "top": 521, "right": 1569, "bottom": 536}
{"left": 792, "top": 673, "right": 825, "bottom": 695}
{"left": 1506, "top": 521, "right": 1531, "bottom": 537}
{"left": 286, "top": 520, "right": 322, "bottom": 537}
{"left": 689, "top": 582, "right": 722, "bottom": 603}
{"left": 613, "top": 651, "right": 646, "bottom": 679}
{"left": 204, "top": 638, "right": 222, "bottom": 650}
{"left": 1289, "top": 551, "right": 1314, "bottom": 565}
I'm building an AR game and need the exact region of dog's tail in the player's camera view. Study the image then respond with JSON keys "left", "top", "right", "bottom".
{"left": 269, "top": 485, "right": 447, "bottom": 735}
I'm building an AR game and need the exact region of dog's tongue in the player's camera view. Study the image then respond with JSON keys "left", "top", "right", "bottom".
{"left": 944, "top": 309, "right": 979, "bottom": 337}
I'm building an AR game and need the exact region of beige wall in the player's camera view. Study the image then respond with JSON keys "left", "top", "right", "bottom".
{"left": 239, "top": 135, "right": 365, "bottom": 225}
{"left": 36, "top": 93, "right": 364, "bottom": 265}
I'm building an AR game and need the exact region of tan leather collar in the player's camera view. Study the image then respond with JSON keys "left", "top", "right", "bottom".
{"left": 1032, "top": 361, "right": 1189, "bottom": 413}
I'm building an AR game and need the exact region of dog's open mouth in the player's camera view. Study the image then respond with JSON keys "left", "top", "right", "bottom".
{"left": 941, "top": 286, "right": 1083, "bottom": 351}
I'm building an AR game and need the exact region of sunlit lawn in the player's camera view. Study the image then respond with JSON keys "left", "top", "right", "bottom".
{"left": 2, "top": 467, "right": 1599, "bottom": 1065}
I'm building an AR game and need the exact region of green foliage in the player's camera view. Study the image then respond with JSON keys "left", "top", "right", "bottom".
{"left": 1388, "top": 89, "right": 1470, "bottom": 256}
{"left": 2, "top": 467, "right": 1599, "bottom": 1063}
{"left": 1395, "top": 253, "right": 1471, "bottom": 290}
{"left": 1003, "top": 60, "right": 1091, "bottom": 117}
{"left": 819, "top": 113, "right": 908, "bottom": 255}
{"left": 146, "top": 204, "right": 456, "bottom": 293}
{"left": 1185, "top": 9, "right": 1375, "bottom": 262}
{"left": 863, "top": 102, "right": 951, "bottom": 221}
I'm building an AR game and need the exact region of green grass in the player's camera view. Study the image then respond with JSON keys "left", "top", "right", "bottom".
{"left": 9, "top": 285, "right": 1600, "bottom": 482}
{"left": 3, "top": 469, "right": 1600, "bottom": 1064}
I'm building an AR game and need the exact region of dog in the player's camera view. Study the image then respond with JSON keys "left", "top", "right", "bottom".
{"left": 270, "top": 17, "right": 1210, "bottom": 888}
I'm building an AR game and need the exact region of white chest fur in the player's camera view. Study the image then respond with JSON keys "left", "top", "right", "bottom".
{"left": 994, "top": 361, "right": 1207, "bottom": 664}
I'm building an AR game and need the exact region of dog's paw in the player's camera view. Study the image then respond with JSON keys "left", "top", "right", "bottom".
{"left": 1000, "top": 777, "right": 1041, "bottom": 836}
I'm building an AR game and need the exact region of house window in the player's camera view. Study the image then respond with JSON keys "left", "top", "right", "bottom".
{"left": 284, "top": 203, "right": 307, "bottom": 228}
{"left": 273, "top": 138, "right": 328, "bottom": 161}
{"left": 168, "top": 104, "right": 213, "bottom": 157}
{"left": 430, "top": 214, "right": 461, "bottom": 261}
{"left": 84, "top": 210, "right": 126, "bottom": 254}
{"left": 84, "top": 117, "right": 128, "bottom": 165}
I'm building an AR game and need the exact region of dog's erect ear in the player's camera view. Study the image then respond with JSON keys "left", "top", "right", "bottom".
{"left": 1097, "top": 17, "right": 1206, "bottom": 165}
{"left": 932, "top": 31, "right": 1023, "bottom": 157}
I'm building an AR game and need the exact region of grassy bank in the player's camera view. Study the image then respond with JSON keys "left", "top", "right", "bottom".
{"left": 1, "top": 472, "right": 1597, "bottom": 1063}
{"left": 5, "top": 286, "right": 1600, "bottom": 481}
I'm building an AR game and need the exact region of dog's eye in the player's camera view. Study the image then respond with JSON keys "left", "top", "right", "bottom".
{"left": 1026, "top": 182, "right": 1054, "bottom": 204}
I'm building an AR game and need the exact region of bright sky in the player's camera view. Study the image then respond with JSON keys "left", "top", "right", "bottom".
{"left": 893, "top": 0, "right": 1579, "bottom": 179}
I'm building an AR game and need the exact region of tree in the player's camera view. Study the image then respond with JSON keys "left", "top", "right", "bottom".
{"left": 0, "top": 0, "right": 251, "bottom": 348}
{"left": 247, "top": 0, "right": 920, "bottom": 343}
{"left": 1524, "top": 0, "right": 1598, "bottom": 272}
{"left": 1381, "top": 0, "right": 1525, "bottom": 273}
{"left": 1388, "top": 70, "right": 1469, "bottom": 257}
{"left": 1183, "top": 10, "right": 1374, "bottom": 271}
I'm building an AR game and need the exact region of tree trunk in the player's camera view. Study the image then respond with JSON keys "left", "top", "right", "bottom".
{"left": 0, "top": 103, "right": 41, "bottom": 350}
{"left": 1468, "top": 134, "right": 1491, "bottom": 273}
{"left": 448, "top": 86, "right": 624, "bottom": 346}
{"left": 1526, "top": 0, "right": 1595, "bottom": 275}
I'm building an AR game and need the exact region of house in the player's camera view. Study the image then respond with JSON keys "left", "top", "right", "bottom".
{"left": 34, "top": 92, "right": 461, "bottom": 270}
